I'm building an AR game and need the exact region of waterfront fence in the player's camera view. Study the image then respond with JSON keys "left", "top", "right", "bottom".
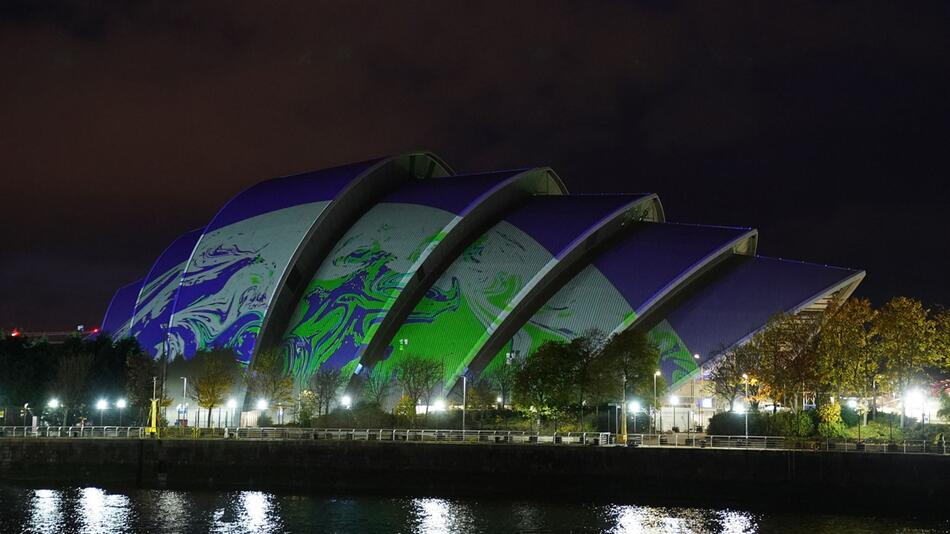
{"left": 0, "top": 426, "right": 945, "bottom": 455}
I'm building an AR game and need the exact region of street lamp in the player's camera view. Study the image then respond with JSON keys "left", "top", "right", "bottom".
{"left": 693, "top": 353, "right": 701, "bottom": 433}
{"left": 256, "top": 399, "right": 269, "bottom": 411}
{"left": 629, "top": 401, "right": 641, "bottom": 433}
{"left": 46, "top": 399, "right": 60, "bottom": 426}
{"left": 341, "top": 395, "right": 352, "bottom": 409}
{"left": 653, "top": 370, "right": 661, "bottom": 433}
{"left": 670, "top": 395, "right": 679, "bottom": 433}
{"left": 227, "top": 398, "right": 237, "bottom": 427}
{"left": 96, "top": 399, "right": 108, "bottom": 426}
{"left": 742, "top": 373, "right": 750, "bottom": 439}
{"left": 116, "top": 399, "right": 127, "bottom": 426}
{"left": 180, "top": 377, "right": 188, "bottom": 424}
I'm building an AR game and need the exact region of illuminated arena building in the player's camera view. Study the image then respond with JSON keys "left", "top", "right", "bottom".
{"left": 99, "top": 153, "right": 864, "bottom": 415}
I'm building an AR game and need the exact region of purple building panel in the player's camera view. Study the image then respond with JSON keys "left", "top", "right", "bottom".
{"left": 128, "top": 229, "right": 203, "bottom": 356}
{"left": 655, "top": 255, "right": 864, "bottom": 383}
{"left": 100, "top": 279, "right": 144, "bottom": 339}
{"left": 167, "top": 158, "right": 395, "bottom": 363}
{"left": 594, "top": 223, "right": 757, "bottom": 318}
{"left": 505, "top": 194, "right": 654, "bottom": 257}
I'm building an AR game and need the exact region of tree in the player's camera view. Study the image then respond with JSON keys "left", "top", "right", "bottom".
{"left": 310, "top": 367, "right": 344, "bottom": 416}
{"left": 938, "top": 391, "right": 950, "bottom": 422}
{"left": 708, "top": 341, "right": 760, "bottom": 411}
{"left": 51, "top": 351, "right": 95, "bottom": 426}
{"left": 126, "top": 349, "right": 159, "bottom": 425}
{"left": 568, "top": 329, "right": 607, "bottom": 427}
{"left": 245, "top": 347, "right": 295, "bottom": 413}
{"left": 756, "top": 313, "right": 820, "bottom": 414}
{"left": 934, "top": 309, "right": 950, "bottom": 372}
{"left": 363, "top": 366, "right": 393, "bottom": 407}
{"left": 816, "top": 298, "right": 880, "bottom": 424}
{"left": 491, "top": 350, "right": 523, "bottom": 407}
{"left": 297, "top": 389, "right": 318, "bottom": 427}
{"left": 513, "top": 341, "right": 574, "bottom": 431}
{"left": 395, "top": 353, "right": 442, "bottom": 426}
{"left": 190, "top": 349, "right": 239, "bottom": 427}
{"left": 874, "top": 297, "right": 938, "bottom": 427}
{"left": 597, "top": 329, "right": 660, "bottom": 436}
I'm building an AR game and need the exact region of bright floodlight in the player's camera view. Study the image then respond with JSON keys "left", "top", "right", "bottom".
{"left": 341, "top": 395, "right": 352, "bottom": 409}
{"left": 742, "top": 373, "right": 748, "bottom": 380}
{"left": 434, "top": 399, "right": 446, "bottom": 412}
{"left": 496, "top": 396, "right": 503, "bottom": 404}
{"left": 629, "top": 401, "right": 641, "bottom": 413}
{"left": 654, "top": 370, "right": 661, "bottom": 377}
{"left": 693, "top": 353, "right": 700, "bottom": 360}
{"left": 669, "top": 395, "right": 679, "bottom": 405}
{"left": 227, "top": 398, "right": 238, "bottom": 409}
{"left": 847, "top": 399, "right": 858, "bottom": 409}
{"left": 116, "top": 399, "right": 127, "bottom": 409}
{"left": 256, "top": 399, "right": 269, "bottom": 411}
{"left": 734, "top": 402, "right": 746, "bottom": 414}
{"left": 47, "top": 398, "right": 60, "bottom": 409}
{"left": 96, "top": 399, "right": 108, "bottom": 411}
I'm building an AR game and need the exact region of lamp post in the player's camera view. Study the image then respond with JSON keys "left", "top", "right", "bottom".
{"left": 653, "top": 370, "right": 660, "bottom": 433}
{"left": 742, "top": 373, "right": 749, "bottom": 439}
{"left": 256, "top": 399, "right": 269, "bottom": 427}
{"left": 629, "top": 401, "right": 641, "bottom": 434}
{"left": 461, "top": 374, "right": 467, "bottom": 433}
{"left": 693, "top": 354, "right": 701, "bottom": 433}
{"left": 96, "top": 399, "right": 108, "bottom": 426}
{"left": 116, "top": 399, "right": 127, "bottom": 426}
{"left": 180, "top": 377, "right": 188, "bottom": 424}
{"left": 227, "top": 398, "right": 237, "bottom": 427}
{"left": 47, "top": 399, "right": 59, "bottom": 426}
{"left": 670, "top": 395, "right": 679, "bottom": 433}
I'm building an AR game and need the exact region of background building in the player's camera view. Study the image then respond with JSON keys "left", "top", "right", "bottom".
{"left": 99, "top": 153, "right": 864, "bottom": 417}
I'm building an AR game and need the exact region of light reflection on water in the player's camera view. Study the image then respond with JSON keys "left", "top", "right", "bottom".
{"left": 0, "top": 486, "right": 946, "bottom": 533}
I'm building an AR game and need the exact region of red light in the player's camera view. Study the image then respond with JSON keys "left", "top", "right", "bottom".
{"left": 91, "top": 327, "right": 100, "bottom": 334}
{"left": 11, "top": 329, "right": 20, "bottom": 337}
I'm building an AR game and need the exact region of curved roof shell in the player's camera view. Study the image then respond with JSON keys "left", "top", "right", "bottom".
{"left": 279, "top": 168, "right": 565, "bottom": 385}
{"left": 482, "top": 222, "right": 758, "bottom": 379}
{"left": 98, "top": 152, "right": 866, "bottom": 404}
{"left": 166, "top": 154, "right": 449, "bottom": 363}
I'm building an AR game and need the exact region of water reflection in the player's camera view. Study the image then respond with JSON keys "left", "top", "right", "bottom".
{"left": 0, "top": 486, "right": 945, "bottom": 533}
{"left": 78, "top": 487, "right": 131, "bottom": 533}
{"left": 28, "top": 489, "right": 63, "bottom": 533}
{"left": 210, "top": 491, "right": 283, "bottom": 534}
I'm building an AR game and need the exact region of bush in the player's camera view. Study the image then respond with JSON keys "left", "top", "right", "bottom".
{"left": 817, "top": 402, "right": 845, "bottom": 438}
{"left": 257, "top": 413, "right": 273, "bottom": 427}
{"left": 767, "top": 410, "right": 815, "bottom": 437}
{"left": 839, "top": 405, "right": 861, "bottom": 427}
{"left": 706, "top": 411, "right": 768, "bottom": 435}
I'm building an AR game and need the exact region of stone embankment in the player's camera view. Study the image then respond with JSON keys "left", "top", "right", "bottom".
{"left": 0, "top": 439, "right": 945, "bottom": 512}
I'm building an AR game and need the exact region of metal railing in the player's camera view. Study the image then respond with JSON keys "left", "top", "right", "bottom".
{"left": 0, "top": 426, "right": 945, "bottom": 455}
{"left": 0, "top": 426, "right": 145, "bottom": 438}
{"left": 627, "top": 433, "right": 946, "bottom": 455}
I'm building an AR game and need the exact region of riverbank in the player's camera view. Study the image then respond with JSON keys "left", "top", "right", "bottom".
{"left": 0, "top": 439, "right": 946, "bottom": 513}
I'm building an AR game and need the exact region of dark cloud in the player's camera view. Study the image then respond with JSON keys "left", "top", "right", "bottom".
{"left": 1, "top": 1, "right": 948, "bottom": 329}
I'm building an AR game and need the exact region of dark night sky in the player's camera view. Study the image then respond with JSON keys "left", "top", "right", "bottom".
{"left": 1, "top": 2, "right": 948, "bottom": 331}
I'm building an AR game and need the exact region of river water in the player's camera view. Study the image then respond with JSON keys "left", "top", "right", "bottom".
{"left": 0, "top": 486, "right": 945, "bottom": 533}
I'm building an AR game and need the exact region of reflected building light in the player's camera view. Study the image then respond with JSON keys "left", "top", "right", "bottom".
{"left": 79, "top": 487, "right": 131, "bottom": 534}
{"left": 412, "top": 498, "right": 452, "bottom": 534}
{"left": 29, "top": 489, "right": 64, "bottom": 533}
{"left": 717, "top": 509, "right": 757, "bottom": 533}
{"left": 612, "top": 504, "right": 649, "bottom": 533}
{"left": 156, "top": 491, "right": 189, "bottom": 531}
